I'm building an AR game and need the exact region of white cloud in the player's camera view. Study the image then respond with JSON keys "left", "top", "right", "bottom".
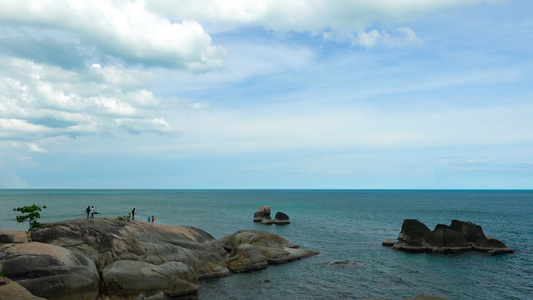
{"left": 148, "top": 0, "right": 500, "bottom": 34}
{"left": 0, "top": 55, "right": 176, "bottom": 145}
{"left": 0, "top": 0, "right": 225, "bottom": 71}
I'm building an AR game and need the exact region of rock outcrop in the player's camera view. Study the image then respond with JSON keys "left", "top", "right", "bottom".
{"left": 0, "top": 242, "right": 100, "bottom": 300}
{"left": 274, "top": 212, "right": 290, "bottom": 225}
{"left": 0, "top": 277, "right": 46, "bottom": 300}
{"left": 253, "top": 206, "right": 271, "bottom": 222}
{"left": 254, "top": 206, "right": 291, "bottom": 225}
{"left": 384, "top": 219, "right": 514, "bottom": 255}
{"left": 220, "top": 230, "right": 318, "bottom": 265}
{"left": 1, "top": 219, "right": 316, "bottom": 299}
{"left": 0, "top": 230, "right": 29, "bottom": 244}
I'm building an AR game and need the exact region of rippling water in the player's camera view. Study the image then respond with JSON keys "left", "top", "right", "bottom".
{"left": 1, "top": 190, "right": 532, "bottom": 299}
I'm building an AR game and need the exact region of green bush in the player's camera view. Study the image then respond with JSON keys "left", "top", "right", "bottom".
{"left": 13, "top": 204, "right": 47, "bottom": 230}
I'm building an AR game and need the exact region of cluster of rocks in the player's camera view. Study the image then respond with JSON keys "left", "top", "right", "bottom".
{"left": 382, "top": 219, "right": 514, "bottom": 255}
{"left": 253, "top": 205, "right": 290, "bottom": 224}
{"left": 0, "top": 218, "right": 317, "bottom": 300}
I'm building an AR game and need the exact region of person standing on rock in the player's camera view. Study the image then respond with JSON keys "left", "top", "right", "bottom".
{"left": 85, "top": 206, "right": 91, "bottom": 219}
{"left": 151, "top": 216, "right": 154, "bottom": 223}
{"left": 132, "top": 208, "right": 135, "bottom": 220}
{"left": 90, "top": 206, "right": 95, "bottom": 218}
{"left": 147, "top": 215, "right": 150, "bottom": 222}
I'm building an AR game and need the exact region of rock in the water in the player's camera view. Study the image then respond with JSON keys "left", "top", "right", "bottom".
{"left": 0, "top": 277, "right": 46, "bottom": 300}
{"left": 386, "top": 219, "right": 513, "bottom": 255}
{"left": 449, "top": 220, "right": 486, "bottom": 243}
{"left": 253, "top": 206, "right": 271, "bottom": 222}
{"left": 260, "top": 216, "right": 274, "bottom": 225}
{"left": 473, "top": 238, "right": 514, "bottom": 255}
{"left": 426, "top": 227, "right": 471, "bottom": 253}
{"left": 220, "top": 230, "right": 318, "bottom": 264}
{"left": 274, "top": 212, "right": 290, "bottom": 225}
{"left": 398, "top": 219, "right": 431, "bottom": 242}
{"left": 0, "top": 230, "right": 29, "bottom": 244}
{"left": 382, "top": 238, "right": 396, "bottom": 247}
{"left": 0, "top": 242, "right": 100, "bottom": 300}
{"left": 102, "top": 260, "right": 198, "bottom": 298}
{"left": 224, "top": 244, "right": 268, "bottom": 272}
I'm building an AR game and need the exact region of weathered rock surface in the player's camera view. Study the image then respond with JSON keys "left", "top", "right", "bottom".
{"left": 0, "top": 230, "right": 29, "bottom": 244}
{"left": 220, "top": 230, "right": 318, "bottom": 264}
{"left": 1, "top": 219, "right": 316, "bottom": 299}
{"left": 398, "top": 219, "right": 431, "bottom": 242}
{"left": 274, "top": 212, "right": 290, "bottom": 225}
{"left": 384, "top": 219, "right": 513, "bottom": 255}
{"left": 449, "top": 220, "right": 486, "bottom": 243}
{"left": 0, "top": 242, "right": 99, "bottom": 300}
{"left": 0, "top": 277, "right": 46, "bottom": 300}
{"left": 260, "top": 216, "right": 274, "bottom": 224}
{"left": 473, "top": 238, "right": 514, "bottom": 255}
{"left": 102, "top": 260, "right": 198, "bottom": 298}
{"left": 253, "top": 206, "right": 271, "bottom": 222}
{"left": 224, "top": 244, "right": 268, "bottom": 272}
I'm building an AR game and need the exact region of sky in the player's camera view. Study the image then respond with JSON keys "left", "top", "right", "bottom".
{"left": 0, "top": 0, "right": 532, "bottom": 189}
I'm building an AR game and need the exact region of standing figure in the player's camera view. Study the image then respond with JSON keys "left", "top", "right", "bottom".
{"left": 147, "top": 216, "right": 150, "bottom": 222}
{"left": 85, "top": 206, "right": 91, "bottom": 219}
{"left": 90, "top": 206, "right": 95, "bottom": 218}
{"left": 151, "top": 216, "right": 154, "bottom": 223}
{"left": 132, "top": 208, "right": 135, "bottom": 220}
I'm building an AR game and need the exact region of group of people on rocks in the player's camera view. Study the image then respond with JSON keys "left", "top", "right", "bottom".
{"left": 132, "top": 208, "right": 154, "bottom": 223}
{"left": 85, "top": 206, "right": 154, "bottom": 223}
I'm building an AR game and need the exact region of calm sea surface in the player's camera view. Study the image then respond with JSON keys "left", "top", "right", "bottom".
{"left": 1, "top": 190, "right": 532, "bottom": 299}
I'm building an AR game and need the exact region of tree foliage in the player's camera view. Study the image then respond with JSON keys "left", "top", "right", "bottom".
{"left": 13, "top": 204, "right": 47, "bottom": 230}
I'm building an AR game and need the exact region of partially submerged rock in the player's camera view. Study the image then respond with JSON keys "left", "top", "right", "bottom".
{"left": 274, "top": 212, "right": 290, "bottom": 225}
{"left": 384, "top": 219, "right": 513, "bottom": 255}
{"left": 224, "top": 244, "right": 268, "bottom": 272}
{"left": 220, "top": 230, "right": 318, "bottom": 265}
{"left": 253, "top": 206, "right": 271, "bottom": 222}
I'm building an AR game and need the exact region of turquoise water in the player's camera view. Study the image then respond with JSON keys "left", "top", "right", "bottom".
{"left": 1, "top": 190, "right": 532, "bottom": 299}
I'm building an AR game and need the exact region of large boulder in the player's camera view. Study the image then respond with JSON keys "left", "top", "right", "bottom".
{"left": 473, "top": 238, "right": 514, "bottom": 255}
{"left": 29, "top": 219, "right": 230, "bottom": 298}
{"left": 0, "top": 277, "right": 46, "bottom": 300}
{"left": 102, "top": 260, "right": 198, "bottom": 298}
{"left": 219, "top": 230, "right": 318, "bottom": 264}
{"left": 0, "top": 230, "right": 29, "bottom": 244}
{"left": 274, "top": 212, "right": 290, "bottom": 225}
{"left": 426, "top": 226, "right": 471, "bottom": 253}
{"left": 224, "top": 244, "right": 268, "bottom": 272}
{"left": 398, "top": 219, "right": 431, "bottom": 242}
{"left": 253, "top": 206, "right": 271, "bottom": 222}
{"left": 449, "top": 220, "right": 486, "bottom": 243}
{"left": 0, "top": 242, "right": 99, "bottom": 300}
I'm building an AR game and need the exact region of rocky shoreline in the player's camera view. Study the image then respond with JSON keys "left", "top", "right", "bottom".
{"left": 0, "top": 218, "right": 318, "bottom": 299}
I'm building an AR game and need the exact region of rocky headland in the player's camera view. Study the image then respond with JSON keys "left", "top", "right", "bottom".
{"left": 383, "top": 219, "right": 514, "bottom": 255}
{"left": 0, "top": 218, "right": 318, "bottom": 300}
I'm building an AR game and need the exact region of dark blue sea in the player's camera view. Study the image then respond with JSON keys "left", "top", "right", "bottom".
{"left": 1, "top": 190, "right": 532, "bottom": 299}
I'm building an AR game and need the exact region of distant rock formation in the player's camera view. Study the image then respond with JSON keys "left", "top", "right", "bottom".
{"left": 384, "top": 219, "right": 514, "bottom": 255}
{"left": 0, "top": 219, "right": 316, "bottom": 299}
{"left": 253, "top": 206, "right": 290, "bottom": 225}
{"left": 253, "top": 205, "right": 271, "bottom": 222}
{"left": 274, "top": 212, "right": 290, "bottom": 225}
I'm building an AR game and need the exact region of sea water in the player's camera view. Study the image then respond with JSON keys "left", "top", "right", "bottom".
{"left": 1, "top": 190, "right": 532, "bottom": 299}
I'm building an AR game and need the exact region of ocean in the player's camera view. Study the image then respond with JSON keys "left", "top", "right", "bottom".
{"left": 1, "top": 189, "right": 532, "bottom": 299}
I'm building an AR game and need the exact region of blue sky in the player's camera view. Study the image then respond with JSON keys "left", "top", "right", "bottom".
{"left": 0, "top": 0, "right": 532, "bottom": 189}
